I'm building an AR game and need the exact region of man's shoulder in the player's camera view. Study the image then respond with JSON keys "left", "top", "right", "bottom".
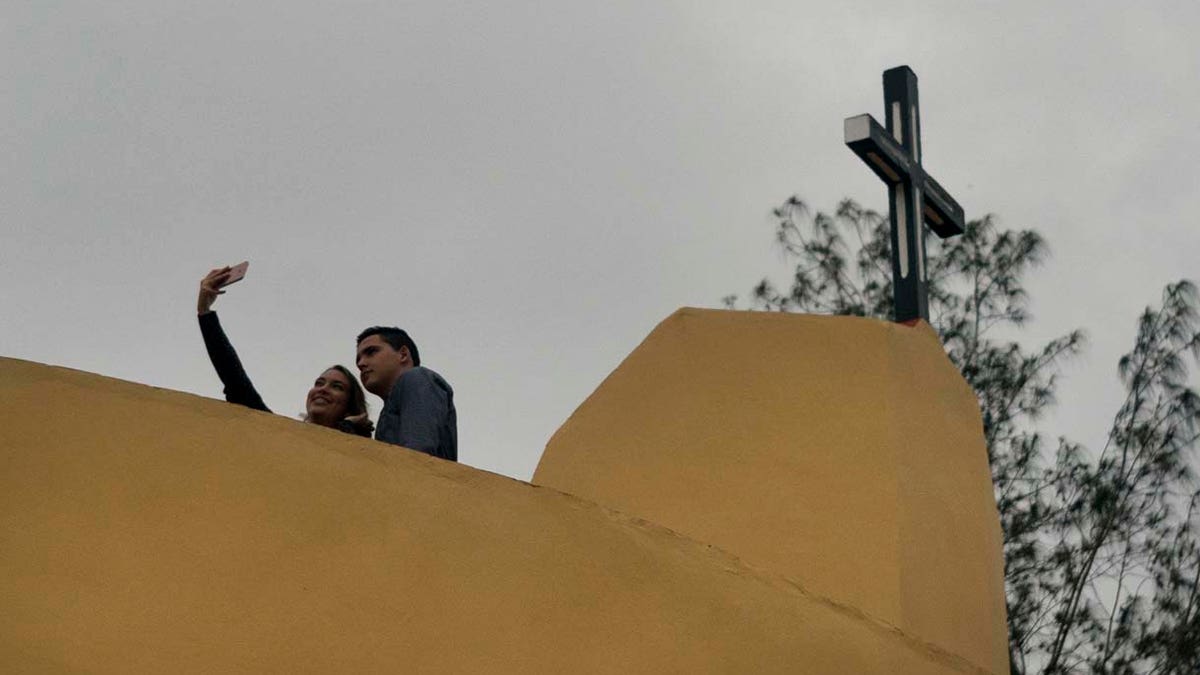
{"left": 393, "top": 366, "right": 453, "bottom": 396}
{"left": 419, "top": 366, "right": 453, "bottom": 385}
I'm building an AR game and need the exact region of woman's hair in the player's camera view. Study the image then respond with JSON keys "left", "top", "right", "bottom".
{"left": 327, "top": 364, "right": 369, "bottom": 419}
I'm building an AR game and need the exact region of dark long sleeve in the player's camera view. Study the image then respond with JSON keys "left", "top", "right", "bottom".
{"left": 198, "top": 311, "right": 270, "bottom": 413}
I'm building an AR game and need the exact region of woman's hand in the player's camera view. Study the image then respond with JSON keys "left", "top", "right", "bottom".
{"left": 198, "top": 267, "right": 231, "bottom": 315}
{"left": 343, "top": 412, "right": 375, "bottom": 436}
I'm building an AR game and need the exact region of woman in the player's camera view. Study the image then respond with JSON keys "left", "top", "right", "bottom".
{"left": 197, "top": 266, "right": 373, "bottom": 436}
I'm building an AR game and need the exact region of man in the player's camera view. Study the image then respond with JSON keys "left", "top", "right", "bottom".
{"left": 356, "top": 326, "right": 457, "bottom": 462}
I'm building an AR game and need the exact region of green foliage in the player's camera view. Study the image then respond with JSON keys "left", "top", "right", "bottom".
{"left": 728, "top": 196, "right": 1200, "bottom": 675}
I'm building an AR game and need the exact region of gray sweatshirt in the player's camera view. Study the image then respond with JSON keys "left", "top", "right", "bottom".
{"left": 375, "top": 366, "right": 457, "bottom": 462}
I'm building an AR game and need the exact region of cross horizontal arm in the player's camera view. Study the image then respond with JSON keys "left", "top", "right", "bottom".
{"left": 919, "top": 174, "right": 964, "bottom": 238}
{"left": 844, "top": 114, "right": 964, "bottom": 239}
{"left": 843, "top": 114, "right": 915, "bottom": 187}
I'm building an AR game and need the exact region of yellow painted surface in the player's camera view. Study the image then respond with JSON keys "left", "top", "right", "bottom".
{"left": 536, "top": 308, "right": 1009, "bottom": 675}
{"left": 1, "top": 355, "right": 998, "bottom": 673}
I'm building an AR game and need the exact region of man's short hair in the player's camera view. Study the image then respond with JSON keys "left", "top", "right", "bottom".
{"left": 356, "top": 326, "right": 421, "bottom": 366}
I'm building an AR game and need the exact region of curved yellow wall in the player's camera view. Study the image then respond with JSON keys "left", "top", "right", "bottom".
{"left": 535, "top": 308, "right": 1009, "bottom": 674}
{"left": 2, "top": 354, "right": 997, "bottom": 673}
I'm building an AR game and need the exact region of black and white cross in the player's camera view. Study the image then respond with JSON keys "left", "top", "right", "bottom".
{"left": 844, "top": 66, "right": 965, "bottom": 324}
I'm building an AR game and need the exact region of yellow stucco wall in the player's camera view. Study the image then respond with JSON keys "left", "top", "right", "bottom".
{"left": 535, "top": 309, "right": 1009, "bottom": 674}
{"left": 2, "top": 354, "right": 998, "bottom": 673}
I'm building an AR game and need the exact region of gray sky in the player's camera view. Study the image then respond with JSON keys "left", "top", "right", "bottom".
{"left": 4, "top": 2, "right": 1197, "bottom": 479}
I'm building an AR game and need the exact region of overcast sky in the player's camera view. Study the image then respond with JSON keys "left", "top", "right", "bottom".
{"left": 4, "top": 2, "right": 1197, "bottom": 479}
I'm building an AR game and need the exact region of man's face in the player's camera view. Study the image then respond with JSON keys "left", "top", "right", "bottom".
{"left": 356, "top": 335, "right": 410, "bottom": 398}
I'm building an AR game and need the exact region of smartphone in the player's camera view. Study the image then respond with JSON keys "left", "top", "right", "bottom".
{"left": 220, "top": 261, "right": 249, "bottom": 287}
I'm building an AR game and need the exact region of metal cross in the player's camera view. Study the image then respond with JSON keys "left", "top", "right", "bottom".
{"left": 844, "top": 66, "right": 965, "bottom": 323}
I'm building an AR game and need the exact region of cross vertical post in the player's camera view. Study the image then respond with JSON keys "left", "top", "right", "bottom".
{"left": 844, "top": 66, "right": 965, "bottom": 323}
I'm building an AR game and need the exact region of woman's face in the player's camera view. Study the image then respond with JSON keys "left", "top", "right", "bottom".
{"left": 306, "top": 368, "right": 352, "bottom": 423}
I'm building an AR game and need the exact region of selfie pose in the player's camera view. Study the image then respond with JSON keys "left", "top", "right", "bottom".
{"left": 196, "top": 264, "right": 373, "bottom": 436}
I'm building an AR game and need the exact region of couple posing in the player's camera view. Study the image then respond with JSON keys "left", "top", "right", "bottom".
{"left": 196, "top": 265, "right": 457, "bottom": 462}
